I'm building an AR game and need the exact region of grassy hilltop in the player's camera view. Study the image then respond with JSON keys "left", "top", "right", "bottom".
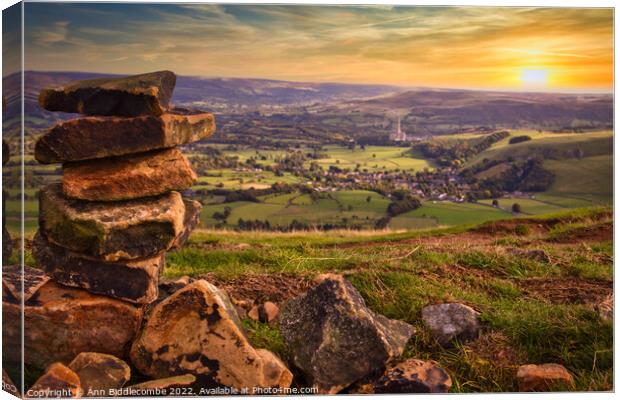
{"left": 161, "top": 207, "right": 612, "bottom": 392}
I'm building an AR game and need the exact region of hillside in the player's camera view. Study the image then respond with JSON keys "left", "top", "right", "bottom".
{"left": 8, "top": 207, "right": 612, "bottom": 392}
{"left": 321, "top": 89, "right": 613, "bottom": 135}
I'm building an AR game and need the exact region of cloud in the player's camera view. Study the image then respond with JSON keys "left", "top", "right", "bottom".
{"left": 22, "top": 4, "right": 612, "bottom": 90}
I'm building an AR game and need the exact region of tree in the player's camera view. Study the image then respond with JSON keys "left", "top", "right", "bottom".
{"left": 512, "top": 203, "right": 522, "bottom": 213}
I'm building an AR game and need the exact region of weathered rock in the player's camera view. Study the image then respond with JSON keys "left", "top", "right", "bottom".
{"left": 33, "top": 231, "right": 163, "bottom": 304}
{"left": 1, "top": 264, "right": 50, "bottom": 303}
{"left": 39, "top": 70, "right": 176, "bottom": 117}
{"left": 158, "top": 275, "right": 191, "bottom": 299}
{"left": 3, "top": 269, "right": 143, "bottom": 368}
{"left": 130, "top": 280, "right": 293, "bottom": 390}
{"left": 248, "top": 301, "right": 279, "bottom": 323}
{"left": 62, "top": 148, "right": 197, "bottom": 201}
{"left": 279, "top": 274, "right": 414, "bottom": 393}
{"left": 170, "top": 199, "right": 202, "bottom": 250}
{"left": 351, "top": 359, "right": 452, "bottom": 394}
{"left": 26, "top": 363, "right": 81, "bottom": 398}
{"left": 68, "top": 352, "right": 130, "bottom": 396}
{"left": 39, "top": 184, "right": 185, "bottom": 261}
{"left": 3, "top": 369, "right": 20, "bottom": 397}
{"left": 35, "top": 109, "right": 215, "bottom": 164}
{"left": 124, "top": 374, "right": 196, "bottom": 394}
{"left": 422, "top": 303, "right": 481, "bottom": 346}
{"left": 516, "top": 363, "right": 574, "bottom": 392}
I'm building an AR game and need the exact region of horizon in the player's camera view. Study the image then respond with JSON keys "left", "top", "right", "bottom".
{"left": 15, "top": 69, "right": 616, "bottom": 96}
{"left": 10, "top": 4, "right": 613, "bottom": 93}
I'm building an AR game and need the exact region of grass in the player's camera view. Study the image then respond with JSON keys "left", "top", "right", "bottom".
{"left": 163, "top": 206, "right": 612, "bottom": 393}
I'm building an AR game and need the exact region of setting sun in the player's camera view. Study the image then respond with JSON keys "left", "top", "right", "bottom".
{"left": 520, "top": 69, "right": 549, "bottom": 87}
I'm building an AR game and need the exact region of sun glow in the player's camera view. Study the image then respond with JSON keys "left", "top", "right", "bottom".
{"left": 520, "top": 69, "right": 549, "bottom": 88}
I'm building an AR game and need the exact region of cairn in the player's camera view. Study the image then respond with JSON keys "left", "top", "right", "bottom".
{"left": 32, "top": 70, "right": 214, "bottom": 304}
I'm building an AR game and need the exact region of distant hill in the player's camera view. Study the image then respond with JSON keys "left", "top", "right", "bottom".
{"left": 323, "top": 88, "right": 613, "bottom": 134}
{"left": 1, "top": 71, "right": 613, "bottom": 141}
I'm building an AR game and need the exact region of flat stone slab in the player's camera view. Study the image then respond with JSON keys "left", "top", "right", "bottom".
{"left": 39, "top": 70, "right": 176, "bottom": 116}
{"left": 33, "top": 231, "right": 163, "bottom": 304}
{"left": 62, "top": 148, "right": 197, "bottom": 201}
{"left": 2, "top": 270, "right": 143, "bottom": 369}
{"left": 35, "top": 109, "right": 215, "bottom": 164}
{"left": 2, "top": 264, "right": 51, "bottom": 303}
{"left": 39, "top": 184, "right": 185, "bottom": 261}
{"left": 130, "top": 280, "right": 293, "bottom": 390}
{"left": 68, "top": 352, "right": 131, "bottom": 396}
{"left": 279, "top": 274, "right": 415, "bottom": 394}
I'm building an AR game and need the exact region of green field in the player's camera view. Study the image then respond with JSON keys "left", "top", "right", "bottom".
{"left": 390, "top": 201, "right": 511, "bottom": 229}
{"left": 310, "top": 145, "right": 434, "bottom": 172}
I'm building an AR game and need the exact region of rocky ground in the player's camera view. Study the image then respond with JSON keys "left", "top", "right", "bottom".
{"left": 159, "top": 207, "right": 612, "bottom": 392}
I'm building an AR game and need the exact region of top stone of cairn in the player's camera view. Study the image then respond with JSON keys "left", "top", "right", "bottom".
{"left": 39, "top": 70, "right": 176, "bottom": 117}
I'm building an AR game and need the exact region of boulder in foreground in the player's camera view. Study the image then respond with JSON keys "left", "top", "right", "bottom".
{"left": 516, "top": 363, "right": 574, "bottom": 392}
{"left": 130, "top": 280, "right": 293, "bottom": 390}
{"left": 62, "top": 148, "right": 197, "bottom": 201}
{"left": 422, "top": 303, "right": 481, "bottom": 346}
{"left": 351, "top": 359, "right": 452, "bottom": 394}
{"left": 39, "top": 184, "right": 185, "bottom": 261}
{"left": 68, "top": 352, "right": 130, "bottom": 396}
{"left": 2, "top": 267, "right": 143, "bottom": 369}
{"left": 26, "top": 363, "right": 81, "bottom": 398}
{"left": 33, "top": 231, "right": 163, "bottom": 304}
{"left": 35, "top": 109, "right": 215, "bottom": 164}
{"left": 38, "top": 70, "right": 176, "bottom": 117}
{"left": 279, "top": 274, "right": 414, "bottom": 394}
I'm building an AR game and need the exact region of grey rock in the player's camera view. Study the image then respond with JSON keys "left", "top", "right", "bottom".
{"left": 279, "top": 274, "right": 414, "bottom": 393}
{"left": 422, "top": 303, "right": 481, "bottom": 346}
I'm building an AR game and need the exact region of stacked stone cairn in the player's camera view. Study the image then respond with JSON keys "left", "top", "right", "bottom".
{"left": 2, "top": 71, "right": 289, "bottom": 396}
{"left": 32, "top": 70, "right": 208, "bottom": 305}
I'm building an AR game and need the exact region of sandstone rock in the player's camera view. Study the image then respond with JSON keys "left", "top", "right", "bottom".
{"left": 279, "top": 274, "right": 414, "bottom": 393}
{"left": 62, "top": 148, "right": 197, "bottom": 201}
{"left": 33, "top": 231, "right": 163, "bottom": 304}
{"left": 125, "top": 374, "right": 196, "bottom": 392}
{"left": 2, "top": 264, "right": 50, "bottom": 303}
{"left": 130, "top": 280, "right": 292, "bottom": 390}
{"left": 516, "top": 363, "right": 574, "bottom": 391}
{"left": 26, "top": 363, "right": 81, "bottom": 398}
{"left": 39, "top": 184, "right": 185, "bottom": 261}
{"left": 3, "top": 369, "right": 20, "bottom": 397}
{"left": 248, "top": 302, "right": 279, "bottom": 323}
{"left": 39, "top": 70, "right": 176, "bottom": 117}
{"left": 3, "top": 272, "right": 143, "bottom": 369}
{"left": 422, "top": 303, "right": 480, "bottom": 346}
{"left": 68, "top": 352, "right": 130, "bottom": 396}
{"left": 170, "top": 199, "right": 202, "bottom": 250}
{"left": 35, "top": 109, "right": 215, "bottom": 164}
{"left": 351, "top": 359, "right": 452, "bottom": 394}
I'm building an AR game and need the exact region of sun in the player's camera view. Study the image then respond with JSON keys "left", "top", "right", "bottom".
{"left": 520, "top": 68, "right": 549, "bottom": 88}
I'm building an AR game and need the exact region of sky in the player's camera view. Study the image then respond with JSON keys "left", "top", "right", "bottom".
{"left": 13, "top": 3, "right": 615, "bottom": 92}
